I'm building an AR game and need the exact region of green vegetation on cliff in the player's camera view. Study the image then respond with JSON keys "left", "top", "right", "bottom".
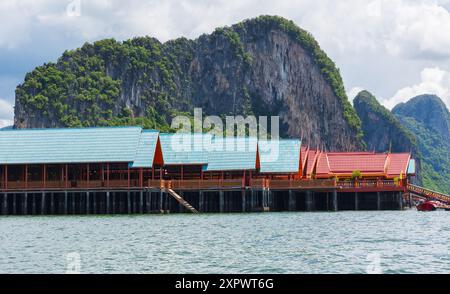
{"left": 393, "top": 95, "right": 450, "bottom": 194}
{"left": 16, "top": 37, "right": 194, "bottom": 131}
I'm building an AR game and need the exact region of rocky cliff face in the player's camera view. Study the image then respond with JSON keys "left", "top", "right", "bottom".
{"left": 354, "top": 90, "right": 422, "bottom": 185}
{"left": 392, "top": 95, "right": 450, "bottom": 193}
{"left": 14, "top": 16, "right": 363, "bottom": 151}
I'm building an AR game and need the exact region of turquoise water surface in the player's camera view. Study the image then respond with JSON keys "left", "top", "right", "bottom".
{"left": 0, "top": 210, "right": 449, "bottom": 274}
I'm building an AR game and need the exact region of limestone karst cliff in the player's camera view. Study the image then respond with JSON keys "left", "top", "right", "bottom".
{"left": 14, "top": 16, "right": 363, "bottom": 151}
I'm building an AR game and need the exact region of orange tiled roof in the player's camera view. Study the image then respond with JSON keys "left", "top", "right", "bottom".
{"left": 300, "top": 146, "right": 309, "bottom": 174}
{"left": 386, "top": 153, "right": 411, "bottom": 177}
{"left": 306, "top": 149, "right": 320, "bottom": 178}
{"left": 315, "top": 152, "right": 411, "bottom": 179}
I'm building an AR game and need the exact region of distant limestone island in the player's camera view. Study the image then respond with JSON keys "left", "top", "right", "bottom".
{"left": 354, "top": 92, "right": 450, "bottom": 194}
{"left": 9, "top": 15, "right": 450, "bottom": 194}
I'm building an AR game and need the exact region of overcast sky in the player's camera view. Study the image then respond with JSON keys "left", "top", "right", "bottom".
{"left": 1, "top": 0, "right": 450, "bottom": 127}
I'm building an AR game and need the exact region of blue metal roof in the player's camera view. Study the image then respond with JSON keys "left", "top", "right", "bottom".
{"left": 407, "top": 159, "right": 416, "bottom": 175}
{"left": 0, "top": 127, "right": 298, "bottom": 172}
{"left": 259, "top": 139, "right": 301, "bottom": 173}
{"left": 130, "top": 130, "right": 160, "bottom": 168}
{"left": 206, "top": 137, "right": 258, "bottom": 171}
{"left": 0, "top": 127, "right": 143, "bottom": 165}
{"left": 159, "top": 133, "right": 211, "bottom": 165}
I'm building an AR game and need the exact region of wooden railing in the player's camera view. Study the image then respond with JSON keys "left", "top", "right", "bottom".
{"left": 153, "top": 179, "right": 245, "bottom": 190}
{"left": 0, "top": 178, "right": 412, "bottom": 192}
{"left": 146, "top": 179, "right": 337, "bottom": 190}
{"left": 336, "top": 180, "right": 401, "bottom": 189}
{"left": 266, "top": 179, "right": 336, "bottom": 190}
{"left": 0, "top": 179, "right": 142, "bottom": 191}
{"left": 249, "top": 179, "right": 266, "bottom": 189}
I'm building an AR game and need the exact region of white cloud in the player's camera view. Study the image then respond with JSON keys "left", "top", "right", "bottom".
{"left": 0, "top": 0, "right": 449, "bottom": 58}
{"left": 0, "top": 97, "right": 13, "bottom": 128}
{"left": 383, "top": 67, "right": 450, "bottom": 110}
{"left": 385, "top": 1, "right": 450, "bottom": 59}
{"left": 0, "top": 119, "right": 13, "bottom": 128}
{"left": 2, "top": 0, "right": 450, "bottom": 117}
{"left": 0, "top": 98, "right": 13, "bottom": 119}
{"left": 347, "top": 87, "right": 365, "bottom": 103}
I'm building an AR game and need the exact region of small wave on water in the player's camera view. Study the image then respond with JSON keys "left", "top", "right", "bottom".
{"left": 0, "top": 211, "right": 449, "bottom": 274}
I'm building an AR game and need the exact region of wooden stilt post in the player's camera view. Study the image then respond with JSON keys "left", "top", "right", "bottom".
{"left": 199, "top": 191, "right": 204, "bottom": 212}
{"left": 106, "top": 191, "right": 110, "bottom": 214}
{"left": 119, "top": 192, "right": 124, "bottom": 214}
{"left": 159, "top": 190, "right": 163, "bottom": 212}
{"left": 355, "top": 192, "right": 359, "bottom": 211}
{"left": 41, "top": 192, "right": 46, "bottom": 215}
{"left": 260, "top": 190, "right": 264, "bottom": 209}
{"left": 399, "top": 192, "right": 403, "bottom": 211}
{"left": 12, "top": 193, "right": 16, "bottom": 215}
{"left": 32, "top": 193, "right": 36, "bottom": 215}
{"left": 86, "top": 192, "right": 90, "bottom": 214}
{"left": 266, "top": 190, "right": 272, "bottom": 211}
{"left": 72, "top": 192, "right": 76, "bottom": 214}
{"left": 127, "top": 191, "right": 131, "bottom": 214}
{"left": 24, "top": 193, "right": 28, "bottom": 215}
{"left": 261, "top": 190, "right": 265, "bottom": 208}
{"left": 64, "top": 191, "right": 68, "bottom": 214}
{"left": 219, "top": 191, "right": 224, "bottom": 213}
{"left": 250, "top": 190, "right": 254, "bottom": 212}
{"left": 377, "top": 192, "right": 381, "bottom": 211}
{"left": 149, "top": 190, "right": 153, "bottom": 212}
{"left": 112, "top": 192, "right": 116, "bottom": 214}
{"left": 289, "top": 190, "right": 296, "bottom": 211}
{"left": 144, "top": 191, "right": 149, "bottom": 213}
{"left": 326, "top": 193, "right": 329, "bottom": 211}
{"left": 241, "top": 190, "right": 246, "bottom": 212}
{"left": 332, "top": 190, "right": 338, "bottom": 212}
{"left": 306, "top": 191, "right": 313, "bottom": 212}
{"left": 50, "top": 193, "right": 54, "bottom": 215}
{"left": 140, "top": 191, "right": 143, "bottom": 214}
{"left": 93, "top": 192, "right": 97, "bottom": 214}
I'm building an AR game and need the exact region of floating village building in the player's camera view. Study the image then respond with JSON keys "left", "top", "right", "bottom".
{"left": 0, "top": 126, "right": 421, "bottom": 215}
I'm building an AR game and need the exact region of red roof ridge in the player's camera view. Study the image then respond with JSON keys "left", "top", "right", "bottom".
{"left": 384, "top": 153, "right": 391, "bottom": 174}
{"left": 325, "top": 152, "right": 331, "bottom": 174}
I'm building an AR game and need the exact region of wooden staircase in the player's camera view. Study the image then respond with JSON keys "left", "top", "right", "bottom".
{"left": 166, "top": 189, "right": 199, "bottom": 213}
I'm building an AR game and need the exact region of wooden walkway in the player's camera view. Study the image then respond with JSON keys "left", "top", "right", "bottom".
{"left": 407, "top": 184, "right": 450, "bottom": 205}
